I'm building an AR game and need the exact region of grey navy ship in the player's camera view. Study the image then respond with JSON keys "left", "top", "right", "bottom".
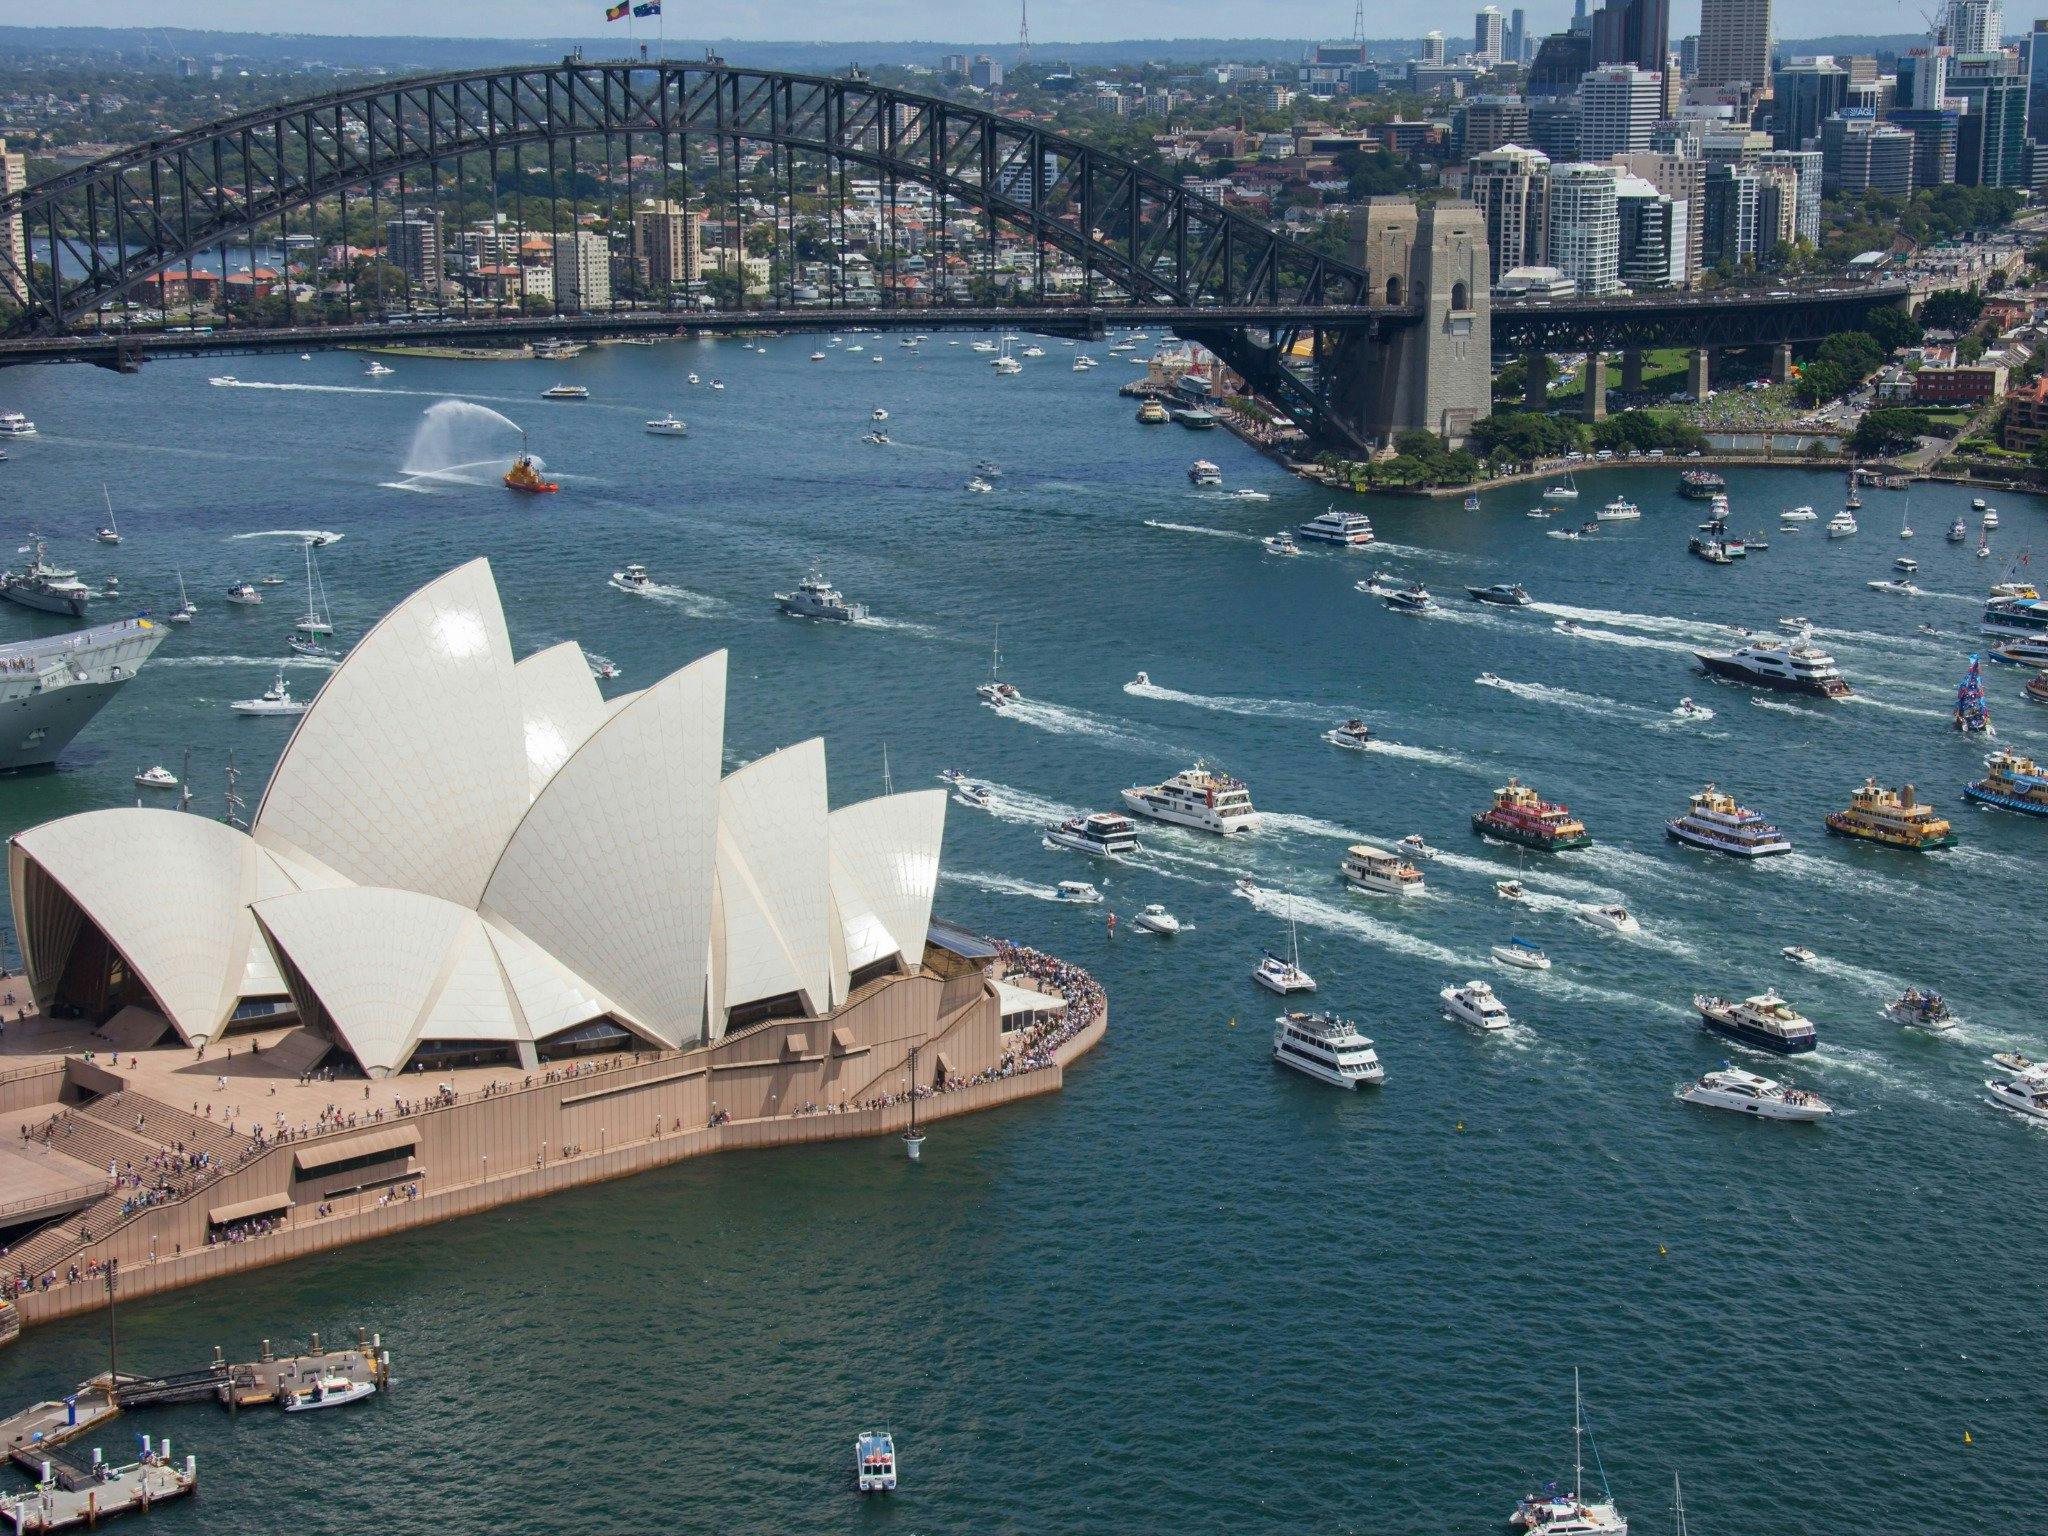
{"left": 0, "top": 536, "right": 94, "bottom": 617}
{"left": 0, "top": 617, "right": 165, "bottom": 770}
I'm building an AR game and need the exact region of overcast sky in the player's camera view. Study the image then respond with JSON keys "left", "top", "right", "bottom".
{"left": 19, "top": 1, "right": 1910, "bottom": 44}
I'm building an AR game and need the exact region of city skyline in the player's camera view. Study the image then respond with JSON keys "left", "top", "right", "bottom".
{"left": 31, "top": 2, "right": 1983, "bottom": 46}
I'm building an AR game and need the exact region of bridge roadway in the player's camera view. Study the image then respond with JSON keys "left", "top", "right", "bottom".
{"left": 0, "top": 280, "right": 1910, "bottom": 373}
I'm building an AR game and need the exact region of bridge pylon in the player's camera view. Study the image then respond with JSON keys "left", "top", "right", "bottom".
{"left": 1323, "top": 198, "right": 1492, "bottom": 450}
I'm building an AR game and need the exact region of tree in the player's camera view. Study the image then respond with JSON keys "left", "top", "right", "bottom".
{"left": 1862, "top": 305, "right": 1922, "bottom": 352}
{"left": 1851, "top": 409, "right": 1925, "bottom": 457}
{"left": 1920, "top": 287, "right": 1983, "bottom": 333}
{"left": 1469, "top": 410, "right": 1582, "bottom": 463}
{"left": 1794, "top": 359, "right": 1850, "bottom": 405}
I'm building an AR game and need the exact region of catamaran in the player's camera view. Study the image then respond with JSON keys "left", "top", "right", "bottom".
{"left": 1509, "top": 1370, "right": 1628, "bottom": 1535}
{"left": 975, "top": 623, "right": 1020, "bottom": 708}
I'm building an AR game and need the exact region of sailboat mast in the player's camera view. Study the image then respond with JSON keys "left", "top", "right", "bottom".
{"left": 177, "top": 747, "right": 191, "bottom": 814}
{"left": 1573, "top": 1367, "right": 1584, "bottom": 1505}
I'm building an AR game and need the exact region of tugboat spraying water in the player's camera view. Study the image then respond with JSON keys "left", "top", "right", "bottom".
{"left": 504, "top": 430, "right": 558, "bottom": 494}
{"left": 1953, "top": 654, "right": 1994, "bottom": 736}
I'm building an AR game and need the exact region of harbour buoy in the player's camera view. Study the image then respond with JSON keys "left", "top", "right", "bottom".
{"left": 1455, "top": 1121, "right": 1465, "bottom": 1133}
{"left": 1964, "top": 1429, "right": 1972, "bottom": 1445}
{"left": 1659, "top": 1244, "right": 1668, "bottom": 1256}
{"left": 1227, "top": 1016, "right": 1237, "bottom": 1029}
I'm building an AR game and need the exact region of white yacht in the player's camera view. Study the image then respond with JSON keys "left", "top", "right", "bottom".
{"left": 871, "top": 407, "right": 889, "bottom": 421}
{"left": 225, "top": 583, "right": 262, "bottom": 606}
{"left": 1826, "top": 509, "right": 1859, "bottom": 538}
{"left": 1867, "top": 577, "right": 1919, "bottom": 595}
{"left": 364, "top": 360, "right": 394, "bottom": 377}
{"left": 1982, "top": 508, "right": 2000, "bottom": 529}
{"left": 644, "top": 414, "right": 688, "bottom": 436}
{"left": 1491, "top": 937, "right": 1551, "bottom": 970}
{"left": 1272, "top": 1010, "right": 1383, "bottom": 1089}
{"left": 1251, "top": 896, "right": 1315, "bottom": 994}
{"left": 1991, "top": 1051, "right": 2047, "bottom": 1081}
{"left": 1340, "top": 842, "right": 1425, "bottom": 897}
{"left": 1395, "top": 834, "right": 1438, "bottom": 862}
{"left": 1122, "top": 761, "right": 1257, "bottom": 835}
{"left": 1229, "top": 488, "right": 1271, "bottom": 502}
{"left": 809, "top": 351, "right": 826, "bottom": 362}
{"left": 1541, "top": 473, "right": 1579, "bottom": 501}
{"left": 1680, "top": 1067, "right": 1832, "bottom": 1122}
{"left": 1984, "top": 1075, "right": 2048, "bottom": 1121}
{"left": 1263, "top": 531, "right": 1302, "bottom": 557}
{"left": 1043, "top": 812, "right": 1140, "bottom": 858}
{"left": 282, "top": 1375, "right": 377, "bottom": 1412}
{"left": 1693, "top": 634, "right": 1851, "bottom": 697}
{"left": 1053, "top": 879, "right": 1103, "bottom": 904}
{"left": 0, "top": 412, "right": 38, "bottom": 436}
{"left": 1133, "top": 903, "right": 1180, "bottom": 935}
{"left": 230, "top": 674, "right": 307, "bottom": 716}
{"left": 611, "top": 562, "right": 652, "bottom": 593}
{"left": 1780, "top": 505, "right": 1817, "bottom": 521}
{"left": 1296, "top": 507, "right": 1375, "bottom": 547}
{"left": 1573, "top": 903, "right": 1641, "bottom": 935}
{"left": 1510, "top": 1372, "right": 1627, "bottom": 1536}
{"left": 1595, "top": 497, "right": 1641, "bottom": 521}
{"left": 1780, "top": 945, "right": 1818, "bottom": 966}
{"left": 1324, "top": 718, "right": 1372, "bottom": 750}
{"left": 133, "top": 764, "right": 179, "bottom": 790}
{"left": 1441, "top": 980, "right": 1512, "bottom": 1032}
{"left": 1694, "top": 990, "right": 1817, "bottom": 1054}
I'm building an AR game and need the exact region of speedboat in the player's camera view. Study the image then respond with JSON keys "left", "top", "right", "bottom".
{"left": 1780, "top": 945, "right": 1818, "bottom": 966}
{"left": 1867, "top": 578, "right": 1920, "bottom": 595}
{"left": 871, "top": 407, "right": 888, "bottom": 421}
{"left": 1491, "top": 938, "right": 1551, "bottom": 970}
{"left": 1984, "top": 1075, "right": 2048, "bottom": 1121}
{"left": 1780, "top": 506, "right": 1817, "bottom": 521}
{"left": 1573, "top": 903, "right": 1640, "bottom": 935}
{"left": 1273, "top": 1010, "right": 1383, "bottom": 1088}
{"left": 282, "top": 1375, "right": 376, "bottom": 1412}
{"left": 1554, "top": 619, "right": 1582, "bottom": 634}
{"left": 133, "top": 765, "right": 179, "bottom": 790}
{"left": 865, "top": 429, "right": 891, "bottom": 445}
{"left": 1679, "top": 1067, "right": 1832, "bottom": 1121}
{"left": 1324, "top": 718, "right": 1372, "bottom": 750}
{"left": 1262, "top": 531, "right": 1302, "bottom": 557}
{"left": 588, "top": 656, "right": 620, "bottom": 680}
{"left": 1775, "top": 616, "right": 1811, "bottom": 633}
{"left": 1441, "top": 980, "right": 1511, "bottom": 1032}
{"left": 965, "top": 477, "right": 993, "bottom": 494}
{"left": 1382, "top": 583, "right": 1433, "bottom": 613}
{"left": 611, "top": 563, "right": 652, "bottom": 593}
{"left": 1671, "top": 697, "right": 1714, "bottom": 721}
{"left": 1395, "top": 833, "right": 1437, "bottom": 862}
{"left": 856, "top": 1430, "right": 897, "bottom": 1494}
{"left": 1053, "top": 879, "right": 1103, "bottom": 904}
{"left": 1882, "top": 989, "right": 1955, "bottom": 1032}
{"left": 1043, "top": 812, "right": 1140, "bottom": 858}
{"left": 541, "top": 383, "right": 589, "bottom": 400}
{"left": 256, "top": 574, "right": 287, "bottom": 586}
{"left": 1973, "top": 497, "right": 1988, "bottom": 511}
{"left": 1133, "top": 903, "right": 1181, "bottom": 936}
{"left": 207, "top": 376, "right": 239, "bottom": 387}
{"left": 1495, "top": 878, "right": 1527, "bottom": 902}
{"left": 1229, "top": 489, "right": 1271, "bottom": 503}
{"left": 364, "top": 361, "right": 394, "bottom": 377}
{"left": 810, "top": 351, "right": 826, "bottom": 362}
{"left": 226, "top": 583, "right": 262, "bottom": 605}
{"left": 230, "top": 675, "right": 307, "bottom": 716}
{"left": 644, "top": 414, "right": 688, "bottom": 436}
{"left": 1991, "top": 1051, "right": 2047, "bottom": 1080}
{"left": 1467, "top": 583, "right": 1532, "bottom": 607}
{"left": 974, "top": 460, "right": 1001, "bottom": 479}
{"left": 1694, "top": 990, "right": 1817, "bottom": 1054}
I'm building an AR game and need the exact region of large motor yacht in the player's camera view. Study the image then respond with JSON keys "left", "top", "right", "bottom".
{"left": 1122, "top": 761, "right": 1257, "bottom": 835}
{"left": 1665, "top": 785, "right": 1792, "bottom": 857}
{"left": 1339, "top": 843, "right": 1425, "bottom": 897}
{"left": 1323, "top": 718, "right": 1372, "bottom": 750}
{"left": 1824, "top": 778, "right": 1954, "bottom": 850}
{"left": 1692, "top": 634, "right": 1850, "bottom": 697}
{"left": 1826, "top": 509, "right": 1859, "bottom": 538}
{"left": 1295, "top": 507, "right": 1375, "bottom": 547}
{"left": 1440, "top": 980, "right": 1512, "bottom": 1032}
{"left": 1472, "top": 777, "right": 1592, "bottom": 851}
{"left": 1985, "top": 1074, "right": 2048, "bottom": 1121}
{"left": 1694, "top": 990, "right": 1818, "bottom": 1054}
{"left": 1679, "top": 1067, "right": 1832, "bottom": 1121}
{"left": 1272, "top": 1011, "right": 1384, "bottom": 1089}
{"left": 1467, "top": 582, "right": 1532, "bottom": 607}
{"left": 1043, "top": 812, "right": 1140, "bottom": 858}
{"left": 776, "top": 571, "right": 867, "bottom": 622}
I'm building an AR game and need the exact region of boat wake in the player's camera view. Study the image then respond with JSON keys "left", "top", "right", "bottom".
{"left": 994, "top": 696, "right": 1162, "bottom": 751}
{"left": 1368, "top": 539, "right": 1474, "bottom": 566}
{"left": 156, "top": 653, "right": 339, "bottom": 671}
{"left": 1473, "top": 675, "right": 1652, "bottom": 723}
{"left": 939, "top": 869, "right": 1064, "bottom": 903}
{"left": 947, "top": 777, "right": 1078, "bottom": 828}
{"left": 1841, "top": 693, "right": 1946, "bottom": 721}
{"left": 1748, "top": 696, "right": 1832, "bottom": 719}
{"left": 1425, "top": 846, "right": 1623, "bottom": 901}
{"left": 1122, "top": 675, "right": 1325, "bottom": 721}
{"left": 1809, "top": 624, "right": 1944, "bottom": 655}
{"left": 1777, "top": 851, "right": 1923, "bottom": 907}
{"left": 1259, "top": 811, "right": 1367, "bottom": 843}
{"left": 1526, "top": 601, "right": 1733, "bottom": 642}
{"left": 1552, "top": 623, "right": 1697, "bottom": 654}
{"left": 852, "top": 613, "right": 944, "bottom": 639}
{"left": 1361, "top": 738, "right": 1490, "bottom": 774}
{"left": 1806, "top": 1043, "right": 1948, "bottom": 1107}
{"left": 1796, "top": 948, "right": 1905, "bottom": 996}
{"left": 231, "top": 528, "right": 345, "bottom": 545}
{"left": 619, "top": 581, "right": 724, "bottom": 619}
{"left": 1571, "top": 843, "right": 1696, "bottom": 896}
{"left": 1141, "top": 519, "right": 1259, "bottom": 543}
{"left": 1239, "top": 885, "right": 1468, "bottom": 968}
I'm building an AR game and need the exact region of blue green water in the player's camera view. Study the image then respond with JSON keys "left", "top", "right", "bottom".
{"left": 0, "top": 334, "right": 2041, "bottom": 1533}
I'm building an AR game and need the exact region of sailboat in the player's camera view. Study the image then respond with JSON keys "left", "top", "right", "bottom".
{"left": 1898, "top": 494, "right": 1914, "bottom": 540}
{"left": 1542, "top": 469, "right": 1579, "bottom": 501}
{"left": 94, "top": 484, "right": 121, "bottom": 545}
{"left": 1509, "top": 1369, "right": 1627, "bottom": 1535}
{"left": 1672, "top": 1474, "right": 1688, "bottom": 1536}
{"left": 294, "top": 538, "right": 333, "bottom": 637}
{"left": 169, "top": 568, "right": 196, "bottom": 624}
{"left": 975, "top": 623, "right": 1020, "bottom": 707}
{"left": 1251, "top": 891, "right": 1316, "bottom": 994}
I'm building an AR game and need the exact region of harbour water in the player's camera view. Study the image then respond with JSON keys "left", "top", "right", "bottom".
{"left": 0, "top": 334, "right": 2040, "bottom": 1531}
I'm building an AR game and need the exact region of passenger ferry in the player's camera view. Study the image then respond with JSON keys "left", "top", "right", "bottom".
{"left": 1472, "top": 777, "right": 1592, "bottom": 851}
{"left": 1043, "top": 812, "right": 1141, "bottom": 857}
{"left": 1824, "top": 778, "right": 1954, "bottom": 850}
{"left": 1694, "top": 990, "right": 1818, "bottom": 1054}
{"left": 1135, "top": 399, "right": 1170, "bottom": 424}
{"left": 1121, "top": 761, "right": 1257, "bottom": 835}
{"left": 1980, "top": 596, "right": 2048, "bottom": 640}
{"left": 1665, "top": 785, "right": 1792, "bottom": 858}
{"left": 1188, "top": 459, "right": 1223, "bottom": 485}
{"left": 1440, "top": 980, "right": 1511, "bottom": 1032}
{"left": 1339, "top": 842, "right": 1425, "bottom": 897}
{"left": 1595, "top": 497, "right": 1641, "bottom": 521}
{"left": 1296, "top": 507, "right": 1375, "bottom": 547}
{"left": 540, "top": 383, "right": 589, "bottom": 400}
{"left": 1679, "top": 1067, "right": 1832, "bottom": 1121}
{"left": 1692, "top": 635, "right": 1850, "bottom": 698}
{"left": 1986, "top": 637, "right": 2048, "bottom": 667}
{"left": 1272, "top": 1011, "right": 1383, "bottom": 1089}
{"left": 1963, "top": 749, "right": 2048, "bottom": 819}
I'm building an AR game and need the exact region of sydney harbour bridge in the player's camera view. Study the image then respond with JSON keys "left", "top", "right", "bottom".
{"left": 0, "top": 60, "right": 1909, "bottom": 449}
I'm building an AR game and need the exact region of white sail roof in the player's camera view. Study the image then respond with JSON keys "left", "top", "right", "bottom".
{"left": 481, "top": 652, "right": 728, "bottom": 1050}
{"left": 828, "top": 792, "right": 946, "bottom": 971}
{"left": 714, "top": 739, "right": 833, "bottom": 1017}
{"left": 253, "top": 559, "right": 529, "bottom": 908}
{"left": 514, "top": 641, "right": 609, "bottom": 799}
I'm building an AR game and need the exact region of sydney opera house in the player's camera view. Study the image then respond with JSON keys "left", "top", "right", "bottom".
{"left": 0, "top": 562, "right": 1101, "bottom": 1327}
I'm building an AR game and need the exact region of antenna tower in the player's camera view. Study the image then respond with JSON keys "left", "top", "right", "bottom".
{"left": 1353, "top": 0, "right": 1366, "bottom": 44}
{"left": 1018, "top": 0, "right": 1032, "bottom": 65}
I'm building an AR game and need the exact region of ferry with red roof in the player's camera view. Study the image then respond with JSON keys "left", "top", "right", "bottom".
{"left": 1472, "top": 777, "right": 1592, "bottom": 851}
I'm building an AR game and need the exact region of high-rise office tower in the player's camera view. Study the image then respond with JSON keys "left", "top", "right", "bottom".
{"left": 1546, "top": 162, "right": 1623, "bottom": 294}
{"left": 1938, "top": 0, "right": 2002, "bottom": 54}
{"left": 1698, "top": 0, "right": 1772, "bottom": 91}
{"left": 1772, "top": 57, "right": 1849, "bottom": 148}
{"left": 1464, "top": 144, "right": 1553, "bottom": 280}
{"left": 1476, "top": 6, "right": 1507, "bottom": 61}
{"left": 1590, "top": 0, "right": 1670, "bottom": 74}
{"left": 1579, "top": 64, "right": 1663, "bottom": 158}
